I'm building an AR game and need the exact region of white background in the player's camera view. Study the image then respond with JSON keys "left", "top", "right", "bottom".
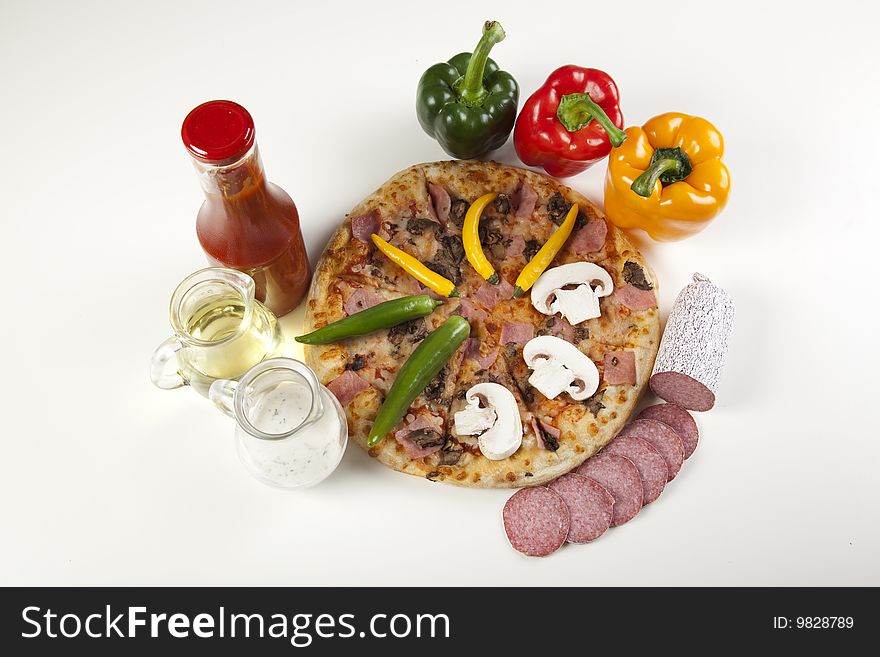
{"left": 1, "top": 0, "right": 878, "bottom": 586}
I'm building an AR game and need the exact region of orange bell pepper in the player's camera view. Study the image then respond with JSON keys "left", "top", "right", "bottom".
{"left": 603, "top": 112, "right": 730, "bottom": 241}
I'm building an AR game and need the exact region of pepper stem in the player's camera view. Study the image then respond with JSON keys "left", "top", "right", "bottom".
{"left": 630, "top": 147, "right": 693, "bottom": 197}
{"left": 556, "top": 93, "right": 627, "bottom": 147}
{"left": 631, "top": 160, "right": 680, "bottom": 197}
{"left": 459, "top": 21, "right": 505, "bottom": 106}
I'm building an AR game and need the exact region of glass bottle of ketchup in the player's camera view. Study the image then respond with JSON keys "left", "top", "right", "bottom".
{"left": 181, "top": 100, "right": 310, "bottom": 316}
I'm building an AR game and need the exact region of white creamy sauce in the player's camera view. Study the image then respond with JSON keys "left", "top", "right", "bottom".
{"left": 239, "top": 383, "right": 345, "bottom": 488}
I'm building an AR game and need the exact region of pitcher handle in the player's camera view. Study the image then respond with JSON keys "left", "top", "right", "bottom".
{"left": 150, "top": 336, "right": 186, "bottom": 390}
{"left": 209, "top": 379, "right": 238, "bottom": 418}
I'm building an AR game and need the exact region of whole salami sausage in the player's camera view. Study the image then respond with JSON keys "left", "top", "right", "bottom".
{"left": 603, "top": 435, "right": 667, "bottom": 505}
{"left": 548, "top": 473, "right": 614, "bottom": 544}
{"left": 619, "top": 419, "right": 684, "bottom": 482}
{"left": 638, "top": 403, "right": 699, "bottom": 459}
{"left": 503, "top": 487, "right": 570, "bottom": 557}
{"left": 650, "top": 273, "right": 735, "bottom": 411}
{"left": 577, "top": 454, "right": 643, "bottom": 527}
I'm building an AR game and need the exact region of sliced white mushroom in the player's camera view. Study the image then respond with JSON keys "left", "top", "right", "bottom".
{"left": 452, "top": 403, "right": 495, "bottom": 436}
{"left": 530, "top": 262, "right": 614, "bottom": 325}
{"left": 523, "top": 335, "right": 600, "bottom": 402}
{"left": 453, "top": 382, "right": 523, "bottom": 460}
{"left": 551, "top": 286, "right": 599, "bottom": 324}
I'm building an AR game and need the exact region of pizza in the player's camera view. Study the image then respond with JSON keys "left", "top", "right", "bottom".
{"left": 302, "top": 160, "right": 661, "bottom": 488}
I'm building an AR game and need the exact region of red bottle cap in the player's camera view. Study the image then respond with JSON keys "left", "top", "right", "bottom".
{"left": 181, "top": 100, "right": 255, "bottom": 163}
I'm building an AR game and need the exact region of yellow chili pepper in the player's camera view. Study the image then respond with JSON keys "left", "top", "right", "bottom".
{"left": 462, "top": 192, "right": 500, "bottom": 284}
{"left": 604, "top": 112, "right": 730, "bottom": 242}
{"left": 371, "top": 234, "right": 459, "bottom": 297}
{"left": 513, "top": 203, "right": 578, "bottom": 297}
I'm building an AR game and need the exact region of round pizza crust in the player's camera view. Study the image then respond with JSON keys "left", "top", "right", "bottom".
{"left": 303, "top": 160, "right": 660, "bottom": 489}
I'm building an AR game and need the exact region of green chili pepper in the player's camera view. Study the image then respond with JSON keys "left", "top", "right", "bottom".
{"left": 367, "top": 315, "right": 470, "bottom": 448}
{"left": 416, "top": 20, "right": 519, "bottom": 159}
{"left": 296, "top": 295, "right": 443, "bottom": 345}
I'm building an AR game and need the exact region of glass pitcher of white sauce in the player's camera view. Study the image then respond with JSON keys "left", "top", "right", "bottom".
{"left": 209, "top": 358, "right": 347, "bottom": 488}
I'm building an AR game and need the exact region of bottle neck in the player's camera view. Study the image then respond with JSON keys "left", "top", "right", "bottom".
{"left": 191, "top": 144, "right": 267, "bottom": 199}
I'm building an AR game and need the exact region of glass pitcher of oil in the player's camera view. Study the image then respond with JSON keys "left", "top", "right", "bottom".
{"left": 150, "top": 267, "right": 284, "bottom": 396}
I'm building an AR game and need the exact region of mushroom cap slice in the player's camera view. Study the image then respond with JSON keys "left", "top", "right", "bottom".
{"left": 523, "top": 335, "right": 600, "bottom": 402}
{"left": 530, "top": 262, "right": 615, "bottom": 316}
{"left": 549, "top": 286, "right": 600, "bottom": 325}
{"left": 455, "top": 382, "right": 523, "bottom": 461}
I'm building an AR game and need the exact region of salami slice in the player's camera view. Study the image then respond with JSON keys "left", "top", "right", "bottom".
{"left": 603, "top": 435, "right": 667, "bottom": 505}
{"left": 650, "top": 372, "right": 716, "bottom": 412}
{"left": 503, "top": 487, "right": 570, "bottom": 557}
{"left": 619, "top": 419, "right": 684, "bottom": 481}
{"left": 577, "top": 454, "right": 643, "bottom": 527}
{"left": 638, "top": 403, "right": 699, "bottom": 459}
{"left": 548, "top": 473, "right": 614, "bottom": 544}
{"left": 650, "top": 273, "right": 735, "bottom": 411}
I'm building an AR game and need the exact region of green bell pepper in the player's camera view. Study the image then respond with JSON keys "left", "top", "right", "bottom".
{"left": 416, "top": 21, "right": 519, "bottom": 159}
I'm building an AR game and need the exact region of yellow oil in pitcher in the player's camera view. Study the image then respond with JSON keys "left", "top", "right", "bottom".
{"left": 177, "top": 293, "right": 283, "bottom": 396}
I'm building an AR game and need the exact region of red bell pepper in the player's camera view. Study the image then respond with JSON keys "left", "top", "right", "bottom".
{"left": 514, "top": 65, "right": 627, "bottom": 178}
